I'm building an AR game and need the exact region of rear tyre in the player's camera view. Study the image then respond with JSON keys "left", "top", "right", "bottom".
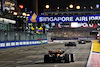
{"left": 78, "top": 42, "right": 80, "bottom": 44}
{"left": 74, "top": 44, "right": 76, "bottom": 46}
{"left": 44, "top": 55, "right": 49, "bottom": 63}
{"left": 65, "top": 43, "right": 67, "bottom": 46}
{"left": 65, "top": 54, "right": 70, "bottom": 63}
{"left": 70, "top": 54, "right": 74, "bottom": 62}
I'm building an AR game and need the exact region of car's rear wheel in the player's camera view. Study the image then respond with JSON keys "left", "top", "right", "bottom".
{"left": 44, "top": 55, "right": 50, "bottom": 63}
{"left": 70, "top": 54, "right": 74, "bottom": 62}
{"left": 65, "top": 54, "right": 70, "bottom": 63}
{"left": 65, "top": 43, "right": 67, "bottom": 46}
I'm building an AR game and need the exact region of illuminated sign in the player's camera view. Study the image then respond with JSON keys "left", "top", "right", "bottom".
{"left": 0, "top": 18, "right": 16, "bottom": 24}
{"left": 28, "top": 14, "right": 100, "bottom": 23}
{"left": 55, "top": 22, "right": 97, "bottom": 28}
{"left": 28, "top": 13, "right": 37, "bottom": 23}
{"left": 78, "top": 23, "right": 97, "bottom": 28}
{"left": 71, "top": 22, "right": 78, "bottom": 27}
{"left": 39, "top": 16, "right": 73, "bottom": 22}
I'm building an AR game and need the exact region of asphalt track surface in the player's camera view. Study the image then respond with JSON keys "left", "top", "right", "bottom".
{"left": 0, "top": 40, "right": 91, "bottom": 67}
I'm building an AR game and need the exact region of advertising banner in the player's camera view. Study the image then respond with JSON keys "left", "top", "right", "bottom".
{"left": 28, "top": 13, "right": 100, "bottom": 23}
{"left": 44, "top": 22, "right": 97, "bottom": 28}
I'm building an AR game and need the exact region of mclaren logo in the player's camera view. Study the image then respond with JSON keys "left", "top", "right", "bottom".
{"left": 30, "top": 13, "right": 37, "bottom": 22}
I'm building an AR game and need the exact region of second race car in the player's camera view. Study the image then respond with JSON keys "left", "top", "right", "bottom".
{"left": 65, "top": 42, "right": 76, "bottom": 46}
{"left": 78, "top": 40, "right": 86, "bottom": 44}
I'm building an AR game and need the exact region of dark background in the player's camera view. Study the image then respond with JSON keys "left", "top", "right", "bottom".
{"left": 17, "top": 0, "right": 100, "bottom": 14}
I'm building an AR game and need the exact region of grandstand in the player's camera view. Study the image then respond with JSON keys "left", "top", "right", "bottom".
{"left": 47, "top": 28, "right": 96, "bottom": 40}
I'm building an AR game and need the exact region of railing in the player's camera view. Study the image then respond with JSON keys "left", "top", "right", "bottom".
{"left": 0, "top": 39, "right": 47, "bottom": 49}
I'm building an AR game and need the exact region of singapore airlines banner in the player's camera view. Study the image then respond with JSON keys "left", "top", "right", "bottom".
{"left": 28, "top": 13, "right": 100, "bottom": 23}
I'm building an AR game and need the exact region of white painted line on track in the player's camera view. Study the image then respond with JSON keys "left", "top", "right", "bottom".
{"left": 86, "top": 42, "right": 93, "bottom": 67}
{"left": 16, "top": 65, "right": 56, "bottom": 67}
{"left": 55, "top": 65, "right": 57, "bottom": 67}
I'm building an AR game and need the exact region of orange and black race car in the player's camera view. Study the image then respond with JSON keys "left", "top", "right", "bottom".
{"left": 44, "top": 50, "right": 75, "bottom": 63}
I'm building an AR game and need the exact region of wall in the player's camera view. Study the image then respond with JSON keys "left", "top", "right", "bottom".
{"left": 0, "top": 39, "right": 47, "bottom": 49}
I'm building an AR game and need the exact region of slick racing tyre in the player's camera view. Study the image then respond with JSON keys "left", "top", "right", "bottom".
{"left": 65, "top": 43, "right": 67, "bottom": 46}
{"left": 65, "top": 54, "right": 70, "bottom": 63}
{"left": 44, "top": 55, "right": 50, "bottom": 63}
{"left": 70, "top": 54, "right": 75, "bottom": 62}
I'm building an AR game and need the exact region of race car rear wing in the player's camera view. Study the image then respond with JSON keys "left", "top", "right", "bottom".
{"left": 49, "top": 51, "right": 64, "bottom": 54}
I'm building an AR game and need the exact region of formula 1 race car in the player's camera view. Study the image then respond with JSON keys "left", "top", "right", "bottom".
{"left": 44, "top": 50, "right": 75, "bottom": 63}
{"left": 65, "top": 42, "right": 76, "bottom": 46}
{"left": 78, "top": 40, "right": 86, "bottom": 44}
{"left": 86, "top": 40, "right": 91, "bottom": 43}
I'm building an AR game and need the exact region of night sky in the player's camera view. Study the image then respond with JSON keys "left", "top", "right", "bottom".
{"left": 17, "top": 0, "right": 33, "bottom": 12}
{"left": 17, "top": 0, "right": 100, "bottom": 14}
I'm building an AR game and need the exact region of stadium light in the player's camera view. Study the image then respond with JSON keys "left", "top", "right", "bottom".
{"left": 45, "top": 5, "right": 50, "bottom": 9}
{"left": 22, "top": 12, "right": 26, "bottom": 16}
{"left": 26, "top": 14, "right": 30, "bottom": 16}
{"left": 69, "top": 4, "right": 73, "bottom": 8}
{"left": 66, "top": 7, "right": 69, "bottom": 9}
{"left": 96, "top": 4, "right": 99, "bottom": 8}
{"left": 90, "top": 6, "right": 93, "bottom": 9}
{"left": 84, "top": 7, "right": 86, "bottom": 9}
{"left": 76, "top": 5, "right": 80, "bottom": 9}
{"left": 57, "top": 7, "right": 59, "bottom": 9}
{"left": 13, "top": 12, "right": 18, "bottom": 15}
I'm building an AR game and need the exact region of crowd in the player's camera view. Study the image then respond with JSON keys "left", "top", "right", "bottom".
{"left": 48, "top": 28, "right": 96, "bottom": 38}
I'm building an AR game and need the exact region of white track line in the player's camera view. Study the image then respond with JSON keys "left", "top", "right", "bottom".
{"left": 86, "top": 42, "right": 93, "bottom": 67}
